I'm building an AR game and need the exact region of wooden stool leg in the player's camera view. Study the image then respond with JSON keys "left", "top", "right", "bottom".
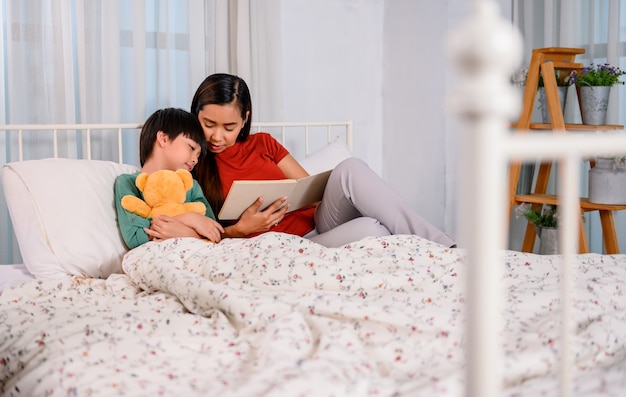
{"left": 599, "top": 210, "right": 620, "bottom": 254}
{"left": 522, "top": 221, "right": 537, "bottom": 252}
{"left": 578, "top": 216, "right": 589, "bottom": 254}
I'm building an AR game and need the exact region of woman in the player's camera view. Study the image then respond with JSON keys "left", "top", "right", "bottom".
{"left": 155, "top": 73, "right": 455, "bottom": 248}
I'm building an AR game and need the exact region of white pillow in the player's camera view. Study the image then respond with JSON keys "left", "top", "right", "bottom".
{"left": 1, "top": 158, "right": 139, "bottom": 279}
{"left": 299, "top": 139, "right": 353, "bottom": 175}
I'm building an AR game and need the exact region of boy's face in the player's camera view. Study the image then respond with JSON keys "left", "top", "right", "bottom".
{"left": 196, "top": 103, "right": 247, "bottom": 154}
{"left": 159, "top": 132, "right": 202, "bottom": 171}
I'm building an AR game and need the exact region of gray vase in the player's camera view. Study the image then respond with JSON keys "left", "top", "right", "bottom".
{"left": 535, "top": 226, "right": 559, "bottom": 255}
{"left": 537, "top": 86, "right": 568, "bottom": 124}
{"left": 579, "top": 86, "right": 611, "bottom": 125}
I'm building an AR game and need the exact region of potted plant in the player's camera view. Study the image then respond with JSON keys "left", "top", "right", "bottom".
{"left": 515, "top": 203, "right": 558, "bottom": 254}
{"left": 510, "top": 67, "right": 572, "bottom": 123}
{"left": 537, "top": 70, "right": 573, "bottom": 123}
{"left": 569, "top": 63, "right": 626, "bottom": 125}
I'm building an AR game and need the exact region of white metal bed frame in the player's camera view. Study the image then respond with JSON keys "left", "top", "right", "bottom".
{"left": 0, "top": 121, "right": 353, "bottom": 163}
{"left": 451, "top": 2, "right": 626, "bottom": 397}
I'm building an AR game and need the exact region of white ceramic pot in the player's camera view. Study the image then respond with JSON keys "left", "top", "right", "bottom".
{"left": 588, "top": 157, "right": 626, "bottom": 204}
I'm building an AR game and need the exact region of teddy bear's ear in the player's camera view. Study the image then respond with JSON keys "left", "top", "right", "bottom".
{"left": 135, "top": 172, "right": 149, "bottom": 192}
{"left": 176, "top": 169, "right": 194, "bottom": 191}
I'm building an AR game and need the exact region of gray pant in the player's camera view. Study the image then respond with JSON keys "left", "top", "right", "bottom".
{"left": 308, "top": 157, "right": 456, "bottom": 248}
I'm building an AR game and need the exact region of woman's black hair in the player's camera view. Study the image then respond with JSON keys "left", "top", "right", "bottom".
{"left": 190, "top": 73, "right": 253, "bottom": 218}
{"left": 190, "top": 73, "right": 252, "bottom": 141}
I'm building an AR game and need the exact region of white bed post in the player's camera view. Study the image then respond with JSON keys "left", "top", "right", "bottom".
{"left": 448, "top": 1, "right": 523, "bottom": 396}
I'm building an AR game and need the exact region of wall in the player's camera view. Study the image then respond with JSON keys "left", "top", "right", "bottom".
{"left": 281, "top": 0, "right": 515, "bottom": 242}
{"left": 383, "top": 0, "right": 460, "bottom": 236}
{"left": 384, "top": 0, "right": 517, "bottom": 240}
{"left": 281, "top": 0, "right": 385, "bottom": 174}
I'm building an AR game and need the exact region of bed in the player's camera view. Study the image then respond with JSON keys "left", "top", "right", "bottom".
{"left": 2, "top": 127, "right": 625, "bottom": 397}
{"left": 2, "top": 4, "right": 626, "bottom": 397}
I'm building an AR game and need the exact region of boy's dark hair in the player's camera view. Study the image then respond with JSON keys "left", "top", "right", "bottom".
{"left": 139, "top": 107, "right": 206, "bottom": 166}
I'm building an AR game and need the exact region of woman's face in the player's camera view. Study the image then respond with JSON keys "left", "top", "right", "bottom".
{"left": 197, "top": 103, "right": 247, "bottom": 154}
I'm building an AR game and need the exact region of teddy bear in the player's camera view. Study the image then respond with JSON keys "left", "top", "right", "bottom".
{"left": 121, "top": 169, "right": 206, "bottom": 219}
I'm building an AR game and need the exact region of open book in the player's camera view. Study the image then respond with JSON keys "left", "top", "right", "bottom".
{"left": 218, "top": 169, "right": 332, "bottom": 220}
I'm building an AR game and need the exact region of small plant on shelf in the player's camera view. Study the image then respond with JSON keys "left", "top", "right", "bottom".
{"left": 515, "top": 203, "right": 558, "bottom": 228}
{"left": 538, "top": 70, "right": 574, "bottom": 87}
{"left": 569, "top": 63, "right": 626, "bottom": 87}
{"left": 510, "top": 67, "right": 573, "bottom": 87}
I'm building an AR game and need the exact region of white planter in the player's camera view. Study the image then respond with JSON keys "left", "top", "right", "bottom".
{"left": 588, "top": 157, "right": 626, "bottom": 204}
{"left": 535, "top": 226, "right": 559, "bottom": 255}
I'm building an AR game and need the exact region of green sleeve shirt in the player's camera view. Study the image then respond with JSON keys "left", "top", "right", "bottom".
{"left": 114, "top": 172, "right": 216, "bottom": 249}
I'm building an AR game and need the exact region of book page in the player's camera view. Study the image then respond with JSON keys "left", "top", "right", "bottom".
{"left": 218, "top": 179, "right": 295, "bottom": 220}
{"left": 217, "top": 169, "right": 333, "bottom": 220}
{"left": 285, "top": 169, "right": 332, "bottom": 211}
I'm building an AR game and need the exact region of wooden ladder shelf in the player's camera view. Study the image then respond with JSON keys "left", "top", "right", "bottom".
{"left": 510, "top": 47, "right": 625, "bottom": 254}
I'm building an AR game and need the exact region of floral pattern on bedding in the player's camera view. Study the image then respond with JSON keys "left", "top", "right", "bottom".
{"left": 1, "top": 233, "right": 625, "bottom": 396}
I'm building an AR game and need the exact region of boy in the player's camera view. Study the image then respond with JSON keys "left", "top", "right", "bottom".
{"left": 115, "top": 107, "right": 224, "bottom": 249}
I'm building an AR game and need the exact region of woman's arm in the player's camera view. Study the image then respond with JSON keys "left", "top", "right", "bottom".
{"left": 149, "top": 197, "right": 288, "bottom": 239}
{"left": 276, "top": 154, "right": 309, "bottom": 179}
{"left": 221, "top": 154, "right": 308, "bottom": 237}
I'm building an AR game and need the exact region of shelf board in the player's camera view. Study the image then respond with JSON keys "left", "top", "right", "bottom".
{"left": 514, "top": 193, "right": 626, "bottom": 211}
{"left": 511, "top": 122, "right": 624, "bottom": 131}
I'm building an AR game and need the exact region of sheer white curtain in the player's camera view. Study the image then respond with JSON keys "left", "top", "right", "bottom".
{"left": 212, "top": 0, "right": 283, "bottom": 122}
{"left": 511, "top": 0, "right": 626, "bottom": 253}
{"left": 0, "top": 0, "right": 282, "bottom": 264}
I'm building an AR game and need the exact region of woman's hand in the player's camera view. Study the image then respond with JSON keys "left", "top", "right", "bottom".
{"left": 223, "top": 196, "right": 289, "bottom": 237}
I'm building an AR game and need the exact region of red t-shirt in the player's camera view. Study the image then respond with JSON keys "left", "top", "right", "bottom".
{"left": 215, "top": 132, "right": 315, "bottom": 237}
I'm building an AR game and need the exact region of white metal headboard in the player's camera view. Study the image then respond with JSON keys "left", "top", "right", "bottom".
{"left": 0, "top": 120, "right": 353, "bottom": 266}
{"left": 1, "top": 123, "right": 143, "bottom": 162}
{"left": 0, "top": 121, "right": 353, "bottom": 165}
{"left": 253, "top": 121, "right": 354, "bottom": 156}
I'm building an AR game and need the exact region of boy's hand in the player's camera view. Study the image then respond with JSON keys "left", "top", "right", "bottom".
{"left": 161, "top": 212, "right": 225, "bottom": 243}
{"left": 147, "top": 215, "right": 200, "bottom": 241}
{"left": 191, "top": 216, "right": 224, "bottom": 243}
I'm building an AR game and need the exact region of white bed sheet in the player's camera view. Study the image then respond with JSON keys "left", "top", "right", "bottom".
{"left": 1, "top": 233, "right": 625, "bottom": 396}
{"left": 0, "top": 264, "right": 36, "bottom": 291}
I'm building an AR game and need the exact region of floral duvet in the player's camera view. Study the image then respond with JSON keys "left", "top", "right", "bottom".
{"left": 1, "top": 233, "right": 625, "bottom": 396}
